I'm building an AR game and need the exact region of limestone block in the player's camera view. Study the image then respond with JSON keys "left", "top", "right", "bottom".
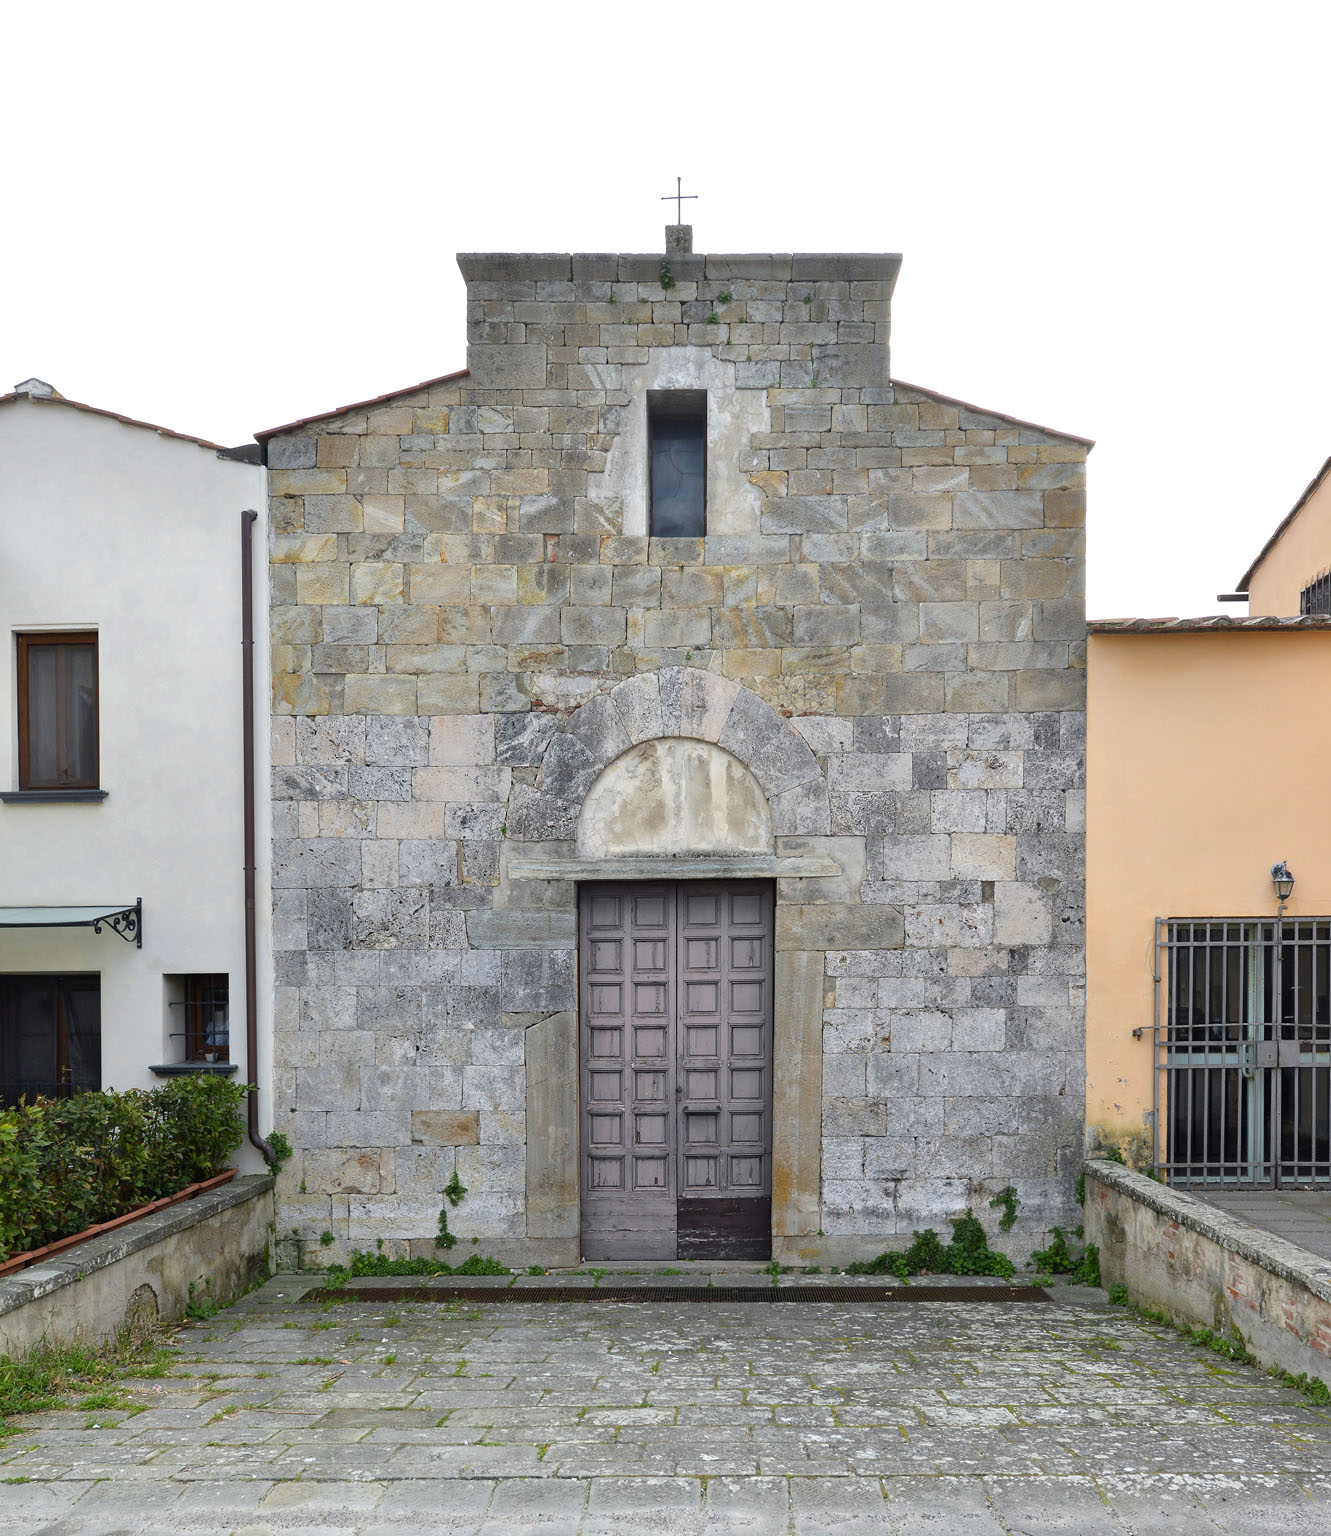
{"left": 407, "top": 563, "right": 470, "bottom": 606}
{"left": 952, "top": 491, "right": 1044, "bottom": 531}
{"left": 271, "top": 534, "right": 339, "bottom": 564}
{"left": 560, "top": 606, "right": 627, "bottom": 645}
{"left": 827, "top": 753, "right": 912, "bottom": 793}
{"left": 412, "top": 766, "right": 512, "bottom": 802}
{"left": 272, "top": 838, "right": 362, "bottom": 889}
{"left": 398, "top": 839, "right": 460, "bottom": 887}
{"left": 880, "top": 674, "right": 944, "bottom": 713}
{"left": 993, "top": 882, "right": 1052, "bottom": 946}
{"left": 506, "top": 783, "right": 579, "bottom": 841}
{"left": 344, "top": 675, "right": 418, "bottom": 716}
{"left": 417, "top": 674, "right": 481, "bottom": 714}
{"left": 296, "top": 565, "right": 349, "bottom": 605}
{"left": 428, "top": 714, "right": 495, "bottom": 766}
{"left": 495, "top": 712, "right": 559, "bottom": 767}
{"left": 305, "top": 495, "right": 364, "bottom": 533}
{"left": 538, "top": 732, "right": 600, "bottom": 807}
{"left": 661, "top": 567, "right": 724, "bottom": 609}
{"left": 270, "top": 468, "right": 347, "bottom": 496}
{"left": 565, "top": 693, "right": 632, "bottom": 767}
{"left": 317, "top": 800, "right": 375, "bottom": 838}
{"left": 951, "top": 833, "right": 1017, "bottom": 880}
{"left": 1015, "top": 669, "right": 1085, "bottom": 711}
{"left": 769, "top": 777, "right": 833, "bottom": 837}
{"left": 480, "top": 673, "right": 531, "bottom": 714}
{"left": 710, "top": 607, "right": 794, "bottom": 649}
{"left": 762, "top": 496, "right": 848, "bottom": 534}
{"left": 776, "top": 903, "right": 903, "bottom": 951}
{"left": 904, "top": 902, "right": 994, "bottom": 948}
{"left": 353, "top": 889, "right": 428, "bottom": 949}
{"left": 608, "top": 672, "right": 663, "bottom": 743}
{"left": 947, "top": 750, "right": 1023, "bottom": 790}
{"left": 645, "top": 608, "right": 711, "bottom": 647}
{"left": 465, "top": 343, "right": 548, "bottom": 388}
{"left": 879, "top": 835, "right": 951, "bottom": 882}
{"left": 411, "top": 1110, "right": 480, "bottom": 1146}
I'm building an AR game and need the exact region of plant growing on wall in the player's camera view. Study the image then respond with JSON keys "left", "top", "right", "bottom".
{"left": 435, "top": 1169, "right": 469, "bottom": 1251}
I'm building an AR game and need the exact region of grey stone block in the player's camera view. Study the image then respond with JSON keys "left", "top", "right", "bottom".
{"left": 495, "top": 711, "right": 558, "bottom": 766}
{"left": 365, "top": 715, "right": 429, "bottom": 767}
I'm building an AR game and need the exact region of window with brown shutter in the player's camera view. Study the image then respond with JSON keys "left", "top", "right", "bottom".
{"left": 16, "top": 633, "right": 99, "bottom": 791}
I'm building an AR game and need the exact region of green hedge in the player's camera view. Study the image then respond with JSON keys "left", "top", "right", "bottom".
{"left": 0, "top": 1076, "right": 248, "bottom": 1263}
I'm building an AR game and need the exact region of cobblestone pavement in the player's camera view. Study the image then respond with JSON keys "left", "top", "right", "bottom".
{"left": 5, "top": 1274, "right": 1331, "bottom": 1534}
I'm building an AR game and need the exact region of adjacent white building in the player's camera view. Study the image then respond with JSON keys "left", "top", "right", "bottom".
{"left": 0, "top": 380, "right": 272, "bottom": 1167}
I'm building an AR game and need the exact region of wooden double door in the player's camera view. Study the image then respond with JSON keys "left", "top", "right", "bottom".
{"left": 578, "top": 881, "right": 774, "bottom": 1261}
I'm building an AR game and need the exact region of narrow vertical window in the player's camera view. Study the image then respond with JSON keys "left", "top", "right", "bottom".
{"left": 181, "top": 974, "right": 229, "bottom": 1063}
{"left": 649, "top": 391, "right": 707, "bottom": 538}
{"left": 16, "top": 633, "right": 98, "bottom": 790}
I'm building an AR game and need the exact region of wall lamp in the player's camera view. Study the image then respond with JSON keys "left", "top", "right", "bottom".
{"left": 1272, "top": 860, "right": 1296, "bottom": 918}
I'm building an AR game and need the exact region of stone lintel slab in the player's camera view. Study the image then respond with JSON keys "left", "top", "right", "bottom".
{"left": 508, "top": 853, "right": 841, "bottom": 882}
{"left": 792, "top": 253, "right": 903, "bottom": 288}
{"left": 457, "top": 254, "right": 575, "bottom": 283}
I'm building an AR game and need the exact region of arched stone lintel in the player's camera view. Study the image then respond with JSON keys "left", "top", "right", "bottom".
{"left": 523, "top": 668, "right": 830, "bottom": 841}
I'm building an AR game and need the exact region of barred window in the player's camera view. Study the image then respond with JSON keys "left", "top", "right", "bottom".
{"left": 1300, "top": 572, "right": 1331, "bottom": 615}
{"left": 1161, "top": 920, "right": 1331, "bottom": 1185}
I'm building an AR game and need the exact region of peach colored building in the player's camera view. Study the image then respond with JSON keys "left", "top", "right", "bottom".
{"left": 1087, "top": 463, "right": 1331, "bottom": 1184}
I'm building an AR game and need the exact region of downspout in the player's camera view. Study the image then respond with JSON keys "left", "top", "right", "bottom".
{"left": 241, "top": 508, "right": 275, "bottom": 1163}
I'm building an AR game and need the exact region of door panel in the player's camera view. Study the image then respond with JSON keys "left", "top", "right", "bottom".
{"left": 677, "top": 883, "right": 772, "bottom": 1258}
{"left": 579, "top": 884, "right": 677, "bottom": 1260}
{"left": 579, "top": 881, "right": 773, "bottom": 1260}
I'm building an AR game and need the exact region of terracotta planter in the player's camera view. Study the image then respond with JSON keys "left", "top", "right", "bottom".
{"left": 0, "top": 1168, "right": 236, "bottom": 1278}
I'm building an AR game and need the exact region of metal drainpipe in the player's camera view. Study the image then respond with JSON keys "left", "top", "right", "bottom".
{"left": 241, "top": 509, "right": 275, "bottom": 1164}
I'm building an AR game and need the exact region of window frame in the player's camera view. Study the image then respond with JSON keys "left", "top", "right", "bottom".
{"left": 647, "top": 389, "right": 708, "bottom": 539}
{"left": 16, "top": 631, "right": 99, "bottom": 792}
{"left": 180, "top": 973, "right": 230, "bottom": 1064}
{"left": 0, "top": 972, "right": 102, "bottom": 1106}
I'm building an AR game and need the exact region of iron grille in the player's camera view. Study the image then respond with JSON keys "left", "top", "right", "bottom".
{"left": 1148, "top": 918, "right": 1331, "bottom": 1186}
{"left": 1301, "top": 572, "right": 1331, "bottom": 616}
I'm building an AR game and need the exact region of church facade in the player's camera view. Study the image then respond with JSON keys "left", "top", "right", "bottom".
{"left": 262, "top": 235, "right": 1088, "bottom": 1266}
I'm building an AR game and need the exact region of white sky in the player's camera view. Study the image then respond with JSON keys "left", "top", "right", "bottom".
{"left": 6, "top": 2, "right": 1329, "bottom": 618}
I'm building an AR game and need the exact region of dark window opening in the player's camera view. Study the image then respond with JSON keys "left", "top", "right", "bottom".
{"left": 17, "top": 632, "right": 99, "bottom": 790}
{"left": 1161, "top": 919, "right": 1331, "bottom": 1186}
{"left": 649, "top": 391, "right": 707, "bottom": 538}
{"left": 0, "top": 974, "right": 101, "bottom": 1106}
{"left": 170, "top": 974, "right": 229, "bottom": 1063}
{"left": 1301, "top": 573, "right": 1331, "bottom": 616}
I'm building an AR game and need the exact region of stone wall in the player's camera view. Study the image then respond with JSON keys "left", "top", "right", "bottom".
{"left": 1084, "top": 1160, "right": 1331, "bottom": 1389}
{"left": 265, "top": 247, "right": 1087, "bottom": 1266}
{"left": 0, "top": 1177, "right": 274, "bottom": 1355}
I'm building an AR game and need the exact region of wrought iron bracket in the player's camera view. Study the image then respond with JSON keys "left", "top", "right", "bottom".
{"left": 92, "top": 897, "right": 141, "bottom": 948}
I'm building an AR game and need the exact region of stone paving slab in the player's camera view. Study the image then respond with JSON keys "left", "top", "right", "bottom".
{"left": 5, "top": 1274, "right": 1331, "bottom": 1532}
{"left": 1195, "top": 1189, "right": 1331, "bottom": 1262}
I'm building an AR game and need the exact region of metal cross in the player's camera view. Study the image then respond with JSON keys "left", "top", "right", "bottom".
{"left": 661, "top": 177, "right": 697, "bottom": 223}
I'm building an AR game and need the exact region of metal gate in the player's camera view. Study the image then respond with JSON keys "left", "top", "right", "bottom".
{"left": 1146, "top": 918, "right": 1331, "bottom": 1186}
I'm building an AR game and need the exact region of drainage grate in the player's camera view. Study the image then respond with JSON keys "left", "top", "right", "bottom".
{"left": 302, "top": 1283, "right": 1050, "bottom": 1305}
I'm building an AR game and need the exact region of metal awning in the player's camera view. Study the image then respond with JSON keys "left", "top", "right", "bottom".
{"left": 0, "top": 899, "right": 141, "bottom": 947}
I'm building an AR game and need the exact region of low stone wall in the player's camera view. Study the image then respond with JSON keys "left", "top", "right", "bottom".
{"left": 0, "top": 1174, "right": 275, "bottom": 1356}
{"left": 1084, "top": 1159, "right": 1331, "bottom": 1386}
